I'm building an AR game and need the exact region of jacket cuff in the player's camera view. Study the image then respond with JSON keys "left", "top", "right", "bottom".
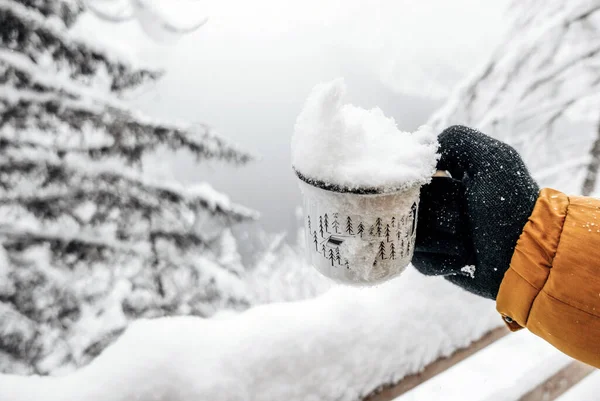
{"left": 497, "top": 269, "right": 536, "bottom": 331}
{"left": 496, "top": 188, "right": 569, "bottom": 331}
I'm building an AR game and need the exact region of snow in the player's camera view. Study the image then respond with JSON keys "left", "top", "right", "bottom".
{"left": 0, "top": 223, "right": 147, "bottom": 256}
{"left": 291, "top": 78, "right": 435, "bottom": 285}
{"left": 1, "top": 0, "right": 259, "bottom": 377}
{"left": 556, "top": 371, "right": 600, "bottom": 401}
{"left": 0, "top": 85, "right": 103, "bottom": 120}
{"left": 0, "top": 47, "right": 140, "bottom": 109}
{"left": 427, "top": 0, "right": 600, "bottom": 194}
{"left": 0, "top": 267, "right": 499, "bottom": 401}
{"left": 0, "top": 0, "right": 150, "bottom": 71}
{"left": 245, "top": 232, "right": 333, "bottom": 304}
{"left": 396, "top": 330, "right": 573, "bottom": 401}
{"left": 83, "top": 0, "right": 209, "bottom": 44}
{"left": 292, "top": 78, "right": 438, "bottom": 193}
{"left": 5, "top": 1, "right": 589, "bottom": 398}
{"left": 130, "top": 0, "right": 209, "bottom": 44}
{"left": 187, "top": 183, "right": 239, "bottom": 215}
{"left": 460, "top": 265, "right": 476, "bottom": 279}
{"left": 0, "top": 146, "right": 257, "bottom": 222}
{"left": 0, "top": 49, "right": 254, "bottom": 165}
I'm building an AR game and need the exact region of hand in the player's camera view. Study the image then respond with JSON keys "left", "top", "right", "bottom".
{"left": 412, "top": 126, "right": 540, "bottom": 299}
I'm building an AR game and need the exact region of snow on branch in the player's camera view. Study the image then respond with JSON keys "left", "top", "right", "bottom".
{"left": 83, "top": 0, "right": 135, "bottom": 23}
{"left": 519, "top": 39, "right": 600, "bottom": 102}
{"left": 0, "top": 91, "right": 255, "bottom": 165}
{"left": 430, "top": 1, "right": 600, "bottom": 132}
{"left": 85, "top": 0, "right": 210, "bottom": 35}
{"left": 0, "top": 0, "right": 161, "bottom": 91}
{"left": 428, "top": 0, "right": 600, "bottom": 193}
{"left": 16, "top": 0, "right": 84, "bottom": 27}
{"left": 149, "top": 230, "right": 205, "bottom": 250}
{"left": 0, "top": 0, "right": 256, "bottom": 375}
{"left": 0, "top": 223, "right": 146, "bottom": 258}
{"left": 0, "top": 220, "right": 210, "bottom": 267}
{"left": 0, "top": 150, "right": 258, "bottom": 224}
{"left": 0, "top": 54, "right": 254, "bottom": 165}
{"left": 0, "top": 302, "right": 39, "bottom": 360}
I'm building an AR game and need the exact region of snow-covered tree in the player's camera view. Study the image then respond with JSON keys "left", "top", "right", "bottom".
{"left": 0, "top": 0, "right": 255, "bottom": 374}
{"left": 245, "top": 229, "right": 331, "bottom": 305}
{"left": 429, "top": 0, "right": 600, "bottom": 194}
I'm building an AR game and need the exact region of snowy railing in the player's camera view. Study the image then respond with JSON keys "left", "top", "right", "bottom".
{"left": 519, "top": 361, "right": 596, "bottom": 401}
{"left": 364, "top": 327, "right": 509, "bottom": 401}
{"left": 0, "top": 267, "right": 596, "bottom": 401}
{"left": 364, "top": 327, "right": 595, "bottom": 401}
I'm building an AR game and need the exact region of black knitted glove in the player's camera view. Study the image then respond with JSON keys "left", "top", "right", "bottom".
{"left": 412, "top": 126, "right": 540, "bottom": 299}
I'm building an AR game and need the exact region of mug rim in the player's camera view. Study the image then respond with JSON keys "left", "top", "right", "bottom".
{"left": 293, "top": 168, "right": 419, "bottom": 195}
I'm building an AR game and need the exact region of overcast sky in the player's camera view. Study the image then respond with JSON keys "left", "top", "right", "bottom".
{"left": 78, "top": 0, "right": 509, "bottom": 232}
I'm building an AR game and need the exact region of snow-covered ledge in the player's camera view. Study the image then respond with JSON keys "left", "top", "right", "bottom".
{"left": 0, "top": 268, "right": 499, "bottom": 401}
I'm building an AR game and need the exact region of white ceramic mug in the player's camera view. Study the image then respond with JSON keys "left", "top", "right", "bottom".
{"left": 298, "top": 179, "right": 420, "bottom": 286}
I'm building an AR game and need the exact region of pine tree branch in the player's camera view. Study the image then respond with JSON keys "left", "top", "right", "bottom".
{"left": 150, "top": 230, "right": 205, "bottom": 249}
{"left": 17, "top": 0, "right": 84, "bottom": 27}
{"left": 515, "top": 77, "right": 600, "bottom": 126}
{"left": 474, "top": 3, "right": 600, "bottom": 128}
{"left": 520, "top": 39, "right": 600, "bottom": 101}
{"left": 0, "top": 55, "right": 255, "bottom": 164}
{"left": 0, "top": 0, "right": 161, "bottom": 91}
{"left": 0, "top": 225, "right": 207, "bottom": 275}
{"left": 429, "top": 1, "right": 600, "bottom": 133}
{"left": 0, "top": 302, "right": 38, "bottom": 360}
{"left": 0, "top": 151, "right": 258, "bottom": 223}
{"left": 0, "top": 223, "right": 147, "bottom": 256}
{"left": 0, "top": 220, "right": 210, "bottom": 270}
{"left": 0, "top": 137, "right": 114, "bottom": 160}
{"left": 0, "top": 0, "right": 254, "bottom": 370}
{"left": 0, "top": 93, "right": 254, "bottom": 164}
{"left": 2, "top": 96, "right": 254, "bottom": 164}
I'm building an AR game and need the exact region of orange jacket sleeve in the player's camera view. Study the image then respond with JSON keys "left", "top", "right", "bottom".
{"left": 497, "top": 188, "right": 600, "bottom": 368}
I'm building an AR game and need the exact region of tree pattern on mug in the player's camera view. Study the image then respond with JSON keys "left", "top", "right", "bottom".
{"left": 328, "top": 248, "right": 336, "bottom": 266}
{"left": 390, "top": 242, "right": 397, "bottom": 260}
{"left": 357, "top": 222, "right": 365, "bottom": 238}
{"left": 319, "top": 216, "right": 324, "bottom": 238}
{"left": 332, "top": 214, "right": 340, "bottom": 233}
{"left": 306, "top": 202, "right": 418, "bottom": 270}
{"left": 375, "top": 218, "right": 383, "bottom": 237}
{"left": 377, "top": 241, "right": 386, "bottom": 260}
{"left": 345, "top": 216, "right": 354, "bottom": 235}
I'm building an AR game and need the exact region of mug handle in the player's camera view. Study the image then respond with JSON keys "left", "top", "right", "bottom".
{"left": 433, "top": 170, "right": 451, "bottom": 178}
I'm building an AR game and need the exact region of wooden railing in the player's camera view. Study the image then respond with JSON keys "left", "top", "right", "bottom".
{"left": 364, "top": 327, "right": 595, "bottom": 401}
{"left": 518, "top": 361, "right": 595, "bottom": 401}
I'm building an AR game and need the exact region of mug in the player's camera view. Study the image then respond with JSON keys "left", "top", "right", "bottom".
{"left": 298, "top": 179, "right": 420, "bottom": 286}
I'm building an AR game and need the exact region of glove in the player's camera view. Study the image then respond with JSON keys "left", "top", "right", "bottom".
{"left": 412, "top": 126, "right": 540, "bottom": 299}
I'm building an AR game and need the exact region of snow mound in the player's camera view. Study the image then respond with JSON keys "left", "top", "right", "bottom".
{"left": 0, "top": 268, "right": 499, "bottom": 401}
{"left": 292, "top": 78, "right": 439, "bottom": 192}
